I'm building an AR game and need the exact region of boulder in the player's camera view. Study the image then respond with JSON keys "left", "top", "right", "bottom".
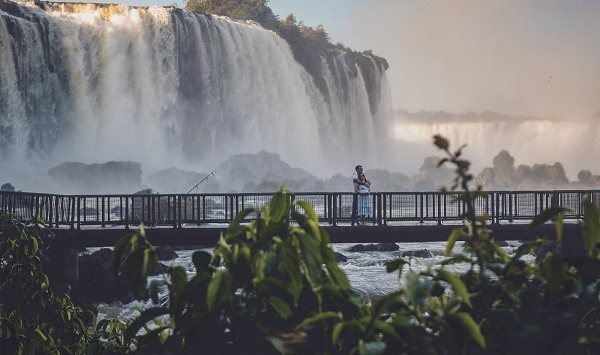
{"left": 399, "top": 249, "right": 433, "bottom": 259}
{"left": 334, "top": 252, "right": 348, "bottom": 263}
{"left": 48, "top": 161, "right": 142, "bottom": 194}
{"left": 156, "top": 246, "right": 178, "bottom": 261}
{"left": 347, "top": 243, "right": 399, "bottom": 252}
{"left": 78, "top": 248, "right": 132, "bottom": 303}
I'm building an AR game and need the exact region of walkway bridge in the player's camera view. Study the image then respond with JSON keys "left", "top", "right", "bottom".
{"left": 1, "top": 190, "right": 597, "bottom": 247}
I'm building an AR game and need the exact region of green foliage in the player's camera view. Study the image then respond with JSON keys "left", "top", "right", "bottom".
{"left": 0, "top": 213, "right": 92, "bottom": 354}
{"left": 112, "top": 189, "right": 369, "bottom": 353}
{"left": 186, "top": 0, "right": 279, "bottom": 30}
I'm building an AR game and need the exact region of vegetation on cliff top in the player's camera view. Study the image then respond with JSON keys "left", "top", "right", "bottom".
{"left": 184, "top": 0, "right": 389, "bottom": 71}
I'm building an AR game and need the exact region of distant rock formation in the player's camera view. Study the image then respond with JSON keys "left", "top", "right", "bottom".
{"left": 48, "top": 161, "right": 142, "bottom": 194}
{"left": 145, "top": 167, "right": 206, "bottom": 194}
{"left": 217, "top": 151, "right": 317, "bottom": 192}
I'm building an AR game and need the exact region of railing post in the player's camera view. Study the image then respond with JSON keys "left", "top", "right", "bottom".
{"left": 177, "top": 195, "right": 182, "bottom": 228}
{"left": 376, "top": 192, "right": 383, "bottom": 225}
{"left": 332, "top": 194, "right": 338, "bottom": 226}
{"left": 494, "top": 192, "right": 499, "bottom": 224}
{"left": 101, "top": 196, "right": 106, "bottom": 227}
{"left": 437, "top": 193, "right": 442, "bottom": 225}
{"left": 125, "top": 196, "right": 129, "bottom": 229}
{"left": 76, "top": 196, "right": 81, "bottom": 230}
{"left": 508, "top": 192, "right": 513, "bottom": 222}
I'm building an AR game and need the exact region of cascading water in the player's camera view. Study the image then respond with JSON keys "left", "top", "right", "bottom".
{"left": 0, "top": 1, "right": 393, "bottom": 192}
{"left": 393, "top": 117, "right": 600, "bottom": 180}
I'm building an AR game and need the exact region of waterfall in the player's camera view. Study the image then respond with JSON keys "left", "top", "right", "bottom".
{"left": 393, "top": 117, "right": 600, "bottom": 180}
{"left": 0, "top": 1, "right": 392, "bottom": 190}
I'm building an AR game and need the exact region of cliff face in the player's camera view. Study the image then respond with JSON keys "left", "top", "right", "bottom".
{"left": 0, "top": 2, "right": 393, "bottom": 182}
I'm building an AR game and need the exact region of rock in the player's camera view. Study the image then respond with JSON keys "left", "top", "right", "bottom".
{"left": 375, "top": 243, "right": 400, "bottom": 252}
{"left": 48, "top": 161, "right": 142, "bottom": 194}
{"left": 400, "top": 249, "right": 433, "bottom": 258}
{"left": 149, "top": 263, "right": 171, "bottom": 276}
{"left": 145, "top": 167, "right": 205, "bottom": 194}
{"left": 78, "top": 248, "right": 132, "bottom": 303}
{"left": 156, "top": 246, "right": 178, "bottom": 261}
{"left": 347, "top": 243, "right": 399, "bottom": 252}
{"left": 334, "top": 252, "right": 348, "bottom": 263}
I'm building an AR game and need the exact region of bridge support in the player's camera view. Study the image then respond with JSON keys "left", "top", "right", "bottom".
{"left": 44, "top": 244, "right": 80, "bottom": 297}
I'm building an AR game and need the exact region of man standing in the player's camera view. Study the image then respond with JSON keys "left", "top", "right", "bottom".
{"left": 351, "top": 165, "right": 370, "bottom": 226}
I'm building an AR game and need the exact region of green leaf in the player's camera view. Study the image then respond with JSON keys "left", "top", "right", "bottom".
{"left": 582, "top": 196, "right": 600, "bottom": 258}
{"left": 112, "top": 233, "right": 135, "bottom": 281}
{"left": 207, "top": 269, "right": 232, "bottom": 310}
{"left": 299, "top": 234, "right": 323, "bottom": 285}
{"left": 268, "top": 296, "right": 292, "bottom": 319}
{"left": 385, "top": 258, "right": 408, "bottom": 276}
{"left": 433, "top": 135, "right": 449, "bottom": 150}
{"left": 269, "top": 191, "right": 290, "bottom": 222}
{"left": 170, "top": 266, "right": 188, "bottom": 305}
{"left": 296, "top": 311, "right": 341, "bottom": 330}
{"left": 225, "top": 208, "right": 254, "bottom": 239}
{"left": 445, "top": 228, "right": 463, "bottom": 256}
{"left": 124, "top": 307, "right": 170, "bottom": 343}
{"left": 529, "top": 207, "right": 569, "bottom": 230}
{"left": 372, "top": 319, "right": 400, "bottom": 341}
{"left": 325, "top": 260, "right": 351, "bottom": 290}
{"left": 555, "top": 210, "right": 564, "bottom": 244}
{"left": 438, "top": 269, "right": 472, "bottom": 308}
{"left": 280, "top": 243, "right": 303, "bottom": 303}
{"left": 34, "top": 328, "right": 47, "bottom": 341}
{"left": 294, "top": 200, "right": 318, "bottom": 222}
{"left": 447, "top": 312, "right": 486, "bottom": 349}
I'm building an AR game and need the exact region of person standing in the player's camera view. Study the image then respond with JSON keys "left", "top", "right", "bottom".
{"left": 351, "top": 165, "right": 370, "bottom": 226}
{"left": 355, "top": 173, "right": 372, "bottom": 225}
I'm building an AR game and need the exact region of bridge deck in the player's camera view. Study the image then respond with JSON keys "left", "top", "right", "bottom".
{"left": 49, "top": 221, "right": 581, "bottom": 248}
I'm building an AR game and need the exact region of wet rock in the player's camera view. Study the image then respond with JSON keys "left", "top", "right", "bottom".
{"left": 79, "top": 248, "right": 132, "bottom": 303}
{"left": 399, "top": 249, "right": 433, "bottom": 258}
{"left": 495, "top": 240, "right": 509, "bottom": 247}
{"left": 334, "top": 252, "right": 348, "bottom": 263}
{"left": 347, "top": 243, "right": 399, "bottom": 252}
{"left": 156, "top": 246, "right": 178, "bottom": 261}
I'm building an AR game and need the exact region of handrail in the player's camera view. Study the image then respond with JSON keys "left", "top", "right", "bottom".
{"left": 1, "top": 190, "right": 599, "bottom": 229}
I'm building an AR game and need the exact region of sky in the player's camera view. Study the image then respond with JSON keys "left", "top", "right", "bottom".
{"left": 70, "top": 0, "right": 600, "bottom": 119}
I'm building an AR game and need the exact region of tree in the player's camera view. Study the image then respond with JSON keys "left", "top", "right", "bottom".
{"left": 186, "top": 0, "right": 279, "bottom": 30}
{"left": 0, "top": 182, "right": 15, "bottom": 191}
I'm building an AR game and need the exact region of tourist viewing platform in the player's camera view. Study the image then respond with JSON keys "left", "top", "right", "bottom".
{"left": 1, "top": 190, "right": 595, "bottom": 247}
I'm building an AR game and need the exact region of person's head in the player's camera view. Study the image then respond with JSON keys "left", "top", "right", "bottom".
{"left": 359, "top": 173, "right": 366, "bottom": 180}
{"left": 355, "top": 165, "right": 363, "bottom": 173}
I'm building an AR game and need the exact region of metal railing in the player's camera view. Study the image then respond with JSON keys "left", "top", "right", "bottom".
{"left": 2, "top": 190, "right": 599, "bottom": 229}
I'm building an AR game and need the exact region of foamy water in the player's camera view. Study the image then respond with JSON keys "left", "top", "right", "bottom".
{"left": 96, "top": 240, "right": 531, "bottom": 322}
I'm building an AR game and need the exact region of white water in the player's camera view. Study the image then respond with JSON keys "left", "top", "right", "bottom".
{"left": 97, "top": 241, "right": 531, "bottom": 323}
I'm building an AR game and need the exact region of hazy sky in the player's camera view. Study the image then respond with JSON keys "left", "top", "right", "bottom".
{"left": 269, "top": 0, "right": 600, "bottom": 118}
{"left": 70, "top": 0, "right": 600, "bottom": 118}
